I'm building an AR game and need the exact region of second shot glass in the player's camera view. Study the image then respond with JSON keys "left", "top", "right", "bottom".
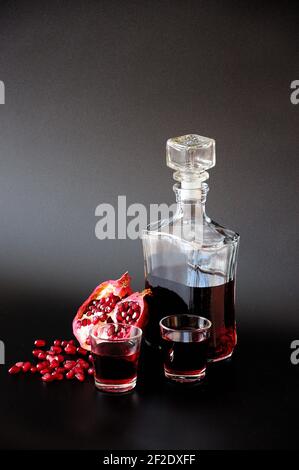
{"left": 160, "top": 315, "right": 212, "bottom": 383}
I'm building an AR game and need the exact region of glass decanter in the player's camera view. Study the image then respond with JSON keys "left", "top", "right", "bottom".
{"left": 142, "top": 134, "right": 240, "bottom": 362}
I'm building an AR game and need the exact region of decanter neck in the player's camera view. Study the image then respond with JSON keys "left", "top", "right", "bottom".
{"left": 174, "top": 182, "right": 209, "bottom": 206}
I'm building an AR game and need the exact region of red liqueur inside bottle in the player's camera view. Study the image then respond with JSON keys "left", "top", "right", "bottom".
{"left": 146, "top": 267, "right": 236, "bottom": 362}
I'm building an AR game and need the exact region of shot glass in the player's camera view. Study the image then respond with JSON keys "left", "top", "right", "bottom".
{"left": 89, "top": 323, "right": 142, "bottom": 393}
{"left": 160, "top": 315, "right": 212, "bottom": 383}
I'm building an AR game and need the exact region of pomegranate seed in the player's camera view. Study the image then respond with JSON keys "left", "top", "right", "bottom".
{"left": 32, "top": 349, "right": 42, "bottom": 357}
{"left": 9, "top": 365, "right": 21, "bottom": 374}
{"left": 106, "top": 326, "right": 113, "bottom": 336}
{"left": 86, "top": 337, "right": 91, "bottom": 345}
{"left": 56, "top": 367, "right": 65, "bottom": 374}
{"left": 15, "top": 361, "right": 24, "bottom": 367}
{"left": 38, "top": 352, "right": 46, "bottom": 360}
{"left": 92, "top": 316, "right": 100, "bottom": 325}
{"left": 82, "top": 319, "right": 88, "bottom": 327}
{"left": 56, "top": 354, "right": 65, "bottom": 363}
{"left": 40, "top": 368, "right": 50, "bottom": 375}
{"left": 66, "top": 370, "right": 75, "bottom": 379}
{"left": 36, "top": 361, "right": 49, "bottom": 371}
{"left": 77, "top": 347, "right": 87, "bottom": 356}
{"left": 75, "top": 372, "right": 85, "bottom": 382}
{"left": 52, "top": 372, "right": 63, "bottom": 381}
{"left": 30, "top": 366, "right": 37, "bottom": 373}
{"left": 68, "top": 339, "right": 75, "bottom": 345}
{"left": 87, "top": 367, "right": 94, "bottom": 375}
{"left": 77, "top": 359, "right": 89, "bottom": 369}
{"left": 53, "top": 340, "right": 61, "bottom": 346}
{"left": 88, "top": 354, "right": 93, "bottom": 363}
{"left": 61, "top": 340, "right": 68, "bottom": 347}
{"left": 46, "top": 350, "right": 55, "bottom": 356}
{"left": 49, "top": 360, "right": 59, "bottom": 369}
{"left": 22, "top": 362, "right": 31, "bottom": 372}
{"left": 34, "top": 339, "right": 46, "bottom": 347}
{"left": 51, "top": 346, "right": 62, "bottom": 354}
{"left": 64, "top": 360, "right": 76, "bottom": 370}
{"left": 64, "top": 344, "right": 76, "bottom": 355}
{"left": 41, "top": 373, "right": 53, "bottom": 382}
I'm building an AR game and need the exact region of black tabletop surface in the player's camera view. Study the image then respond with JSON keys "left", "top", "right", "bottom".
{"left": 1, "top": 306, "right": 298, "bottom": 451}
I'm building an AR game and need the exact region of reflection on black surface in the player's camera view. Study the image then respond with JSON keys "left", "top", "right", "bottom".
{"left": 1, "top": 304, "right": 299, "bottom": 449}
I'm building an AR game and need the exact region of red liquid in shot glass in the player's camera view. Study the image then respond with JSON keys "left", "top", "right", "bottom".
{"left": 161, "top": 329, "right": 208, "bottom": 378}
{"left": 92, "top": 343, "right": 139, "bottom": 386}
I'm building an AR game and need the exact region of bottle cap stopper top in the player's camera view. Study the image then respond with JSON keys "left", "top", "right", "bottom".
{"left": 166, "top": 134, "right": 216, "bottom": 188}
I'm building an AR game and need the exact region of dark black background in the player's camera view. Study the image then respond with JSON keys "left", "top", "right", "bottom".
{"left": 0, "top": 0, "right": 299, "bottom": 450}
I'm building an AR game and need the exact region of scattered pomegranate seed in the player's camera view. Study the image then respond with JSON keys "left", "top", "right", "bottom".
{"left": 41, "top": 373, "right": 53, "bottom": 382}
{"left": 64, "top": 344, "right": 76, "bottom": 355}
{"left": 77, "top": 346, "right": 87, "bottom": 356}
{"left": 64, "top": 360, "right": 76, "bottom": 370}
{"left": 9, "top": 337, "right": 94, "bottom": 384}
{"left": 9, "top": 365, "right": 21, "bottom": 374}
{"left": 46, "top": 350, "right": 55, "bottom": 356}
{"left": 34, "top": 339, "right": 46, "bottom": 347}
{"left": 66, "top": 370, "right": 75, "bottom": 379}
{"left": 32, "top": 349, "right": 42, "bottom": 357}
{"left": 49, "top": 360, "right": 59, "bottom": 369}
{"left": 77, "top": 359, "right": 89, "bottom": 369}
{"left": 22, "top": 362, "right": 31, "bottom": 372}
{"left": 73, "top": 364, "right": 84, "bottom": 373}
{"left": 51, "top": 372, "right": 64, "bottom": 381}
{"left": 15, "top": 361, "right": 24, "bottom": 367}
{"left": 36, "top": 361, "right": 49, "bottom": 371}
{"left": 75, "top": 372, "right": 85, "bottom": 382}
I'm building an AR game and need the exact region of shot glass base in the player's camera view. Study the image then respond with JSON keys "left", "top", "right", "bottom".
{"left": 164, "top": 369, "right": 206, "bottom": 383}
{"left": 95, "top": 378, "right": 137, "bottom": 393}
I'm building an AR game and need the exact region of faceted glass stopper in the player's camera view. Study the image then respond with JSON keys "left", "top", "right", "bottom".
{"left": 166, "top": 134, "right": 216, "bottom": 176}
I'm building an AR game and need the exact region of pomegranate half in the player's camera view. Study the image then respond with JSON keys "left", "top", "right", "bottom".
{"left": 73, "top": 272, "right": 132, "bottom": 349}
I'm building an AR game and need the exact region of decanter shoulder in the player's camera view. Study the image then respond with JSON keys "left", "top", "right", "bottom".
{"left": 202, "top": 217, "right": 240, "bottom": 248}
